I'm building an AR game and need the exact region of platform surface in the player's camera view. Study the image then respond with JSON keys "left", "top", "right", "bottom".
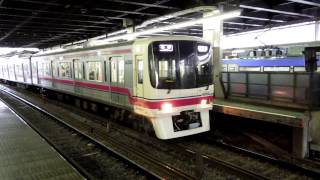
{"left": 213, "top": 98, "right": 307, "bottom": 128}
{"left": 0, "top": 100, "right": 83, "bottom": 180}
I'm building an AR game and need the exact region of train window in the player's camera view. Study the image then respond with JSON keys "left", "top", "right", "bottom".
{"left": 9, "top": 64, "right": 15, "bottom": 80}
{"left": 3, "top": 65, "right": 8, "bottom": 78}
{"left": 0, "top": 66, "right": 2, "bottom": 78}
{"left": 52, "top": 62, "right": 58, "bottom": 77}
{"left": 74, "top": 61, "right": 83, "bottom": 79}
{"left": 43, "top": 63, "right": 51, "bottom": 77}
{"left": 86, "top": 61, "right": 102, "bottom": 82}
{"left": 15, "top": 64, "right": 23, "bottom": 79}
{"left": 138, "top": 60, "right": 143, "bottom": 84}
{"left": 159, "top": 60, "right": 168, "bottom": 78}
{"left": 23, "top": 63, "right": 30, "bottom": 77}
{"left": 59, "top": 62, "right": 72, "bottom": 78}
{"left": 38, "top": 63, "right": 43, "bottom": 76}
{"left": 110, "top": 57, "right": 117, "bottom": 83}
{"left": 118, "top": 59, "right": 125, "bottom": 83}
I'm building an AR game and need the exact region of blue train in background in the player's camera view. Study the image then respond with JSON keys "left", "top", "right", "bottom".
{"left": 221, "top": 56, "right": 320, "bottom": 72}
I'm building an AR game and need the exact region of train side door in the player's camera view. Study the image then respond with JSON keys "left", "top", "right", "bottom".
{"left": 110, "top": 56, "right": 120, "bottom": 103}
{"left": 32, "top": 61, "right": 39, "bottom": 84}
{"left": 73, "top": 59, "right": 82, "bottom": 94}
{"left": 135, "top": 55, "right": 144, "bottom": 98}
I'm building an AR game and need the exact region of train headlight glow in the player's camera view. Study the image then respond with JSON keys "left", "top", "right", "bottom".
{"left": 200, "top": 99, "right": 208, "bottom": 107}
{"left": 161, "top": 102, "right": 173, "bottom": 113}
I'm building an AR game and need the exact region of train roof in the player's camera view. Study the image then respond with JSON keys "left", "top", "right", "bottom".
{"left": 34, "top": 35, "right": 210, "bottom": 58}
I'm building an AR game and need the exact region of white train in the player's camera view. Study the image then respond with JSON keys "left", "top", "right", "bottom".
{"left": 0, "top": 36, "right": 214, "bottom": 139}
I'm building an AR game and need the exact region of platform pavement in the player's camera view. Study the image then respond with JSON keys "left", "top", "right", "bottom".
{"left": 0, "top": 100, "right": 84, "bottom": 179}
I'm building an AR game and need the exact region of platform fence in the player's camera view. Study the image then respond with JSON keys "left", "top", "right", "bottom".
{"left": 221, "top": 72, "right": 320, "bottom": 110}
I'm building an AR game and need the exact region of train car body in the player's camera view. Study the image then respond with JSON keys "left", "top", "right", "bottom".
{"left": 222, "top": 57, "right": 320, "bottom": 72}
{"left": 0, "top": 36, "right": 214, "bottom": 139}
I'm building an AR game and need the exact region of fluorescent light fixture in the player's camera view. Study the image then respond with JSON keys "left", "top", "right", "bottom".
{"left": 107, "top": 29, "right": 128, "bottom": 37}
{"left": 0, "top": 48, "right": 39, "bottom": 56}
{"left": 93, "top": 9, "right": 241, "bottom": 46}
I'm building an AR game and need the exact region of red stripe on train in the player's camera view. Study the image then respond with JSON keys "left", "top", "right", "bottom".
{"left": 39, "top": 77, "right": 213, "bottom": 109}
{"left": 133, "top": 96, "right": 214, "bottom": 109}
{"left": 109, "top": 49, "right": 131, "bottom": 54}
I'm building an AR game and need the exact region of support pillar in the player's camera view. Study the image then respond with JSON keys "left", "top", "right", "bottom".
{"left": 309, "top": 111, "right": 320, "bottom": 157}
{"left": 203, "top": 9, "right": 225, "bottom": 99}
{"left": 292, "top": 121, "right": 308, "bottom": 158}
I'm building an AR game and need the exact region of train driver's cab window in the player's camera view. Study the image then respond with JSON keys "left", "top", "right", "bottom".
{"left": 59, "top": 62, "right": 71, "bottom": 78}
{"left": 86, "top": 61, "right": 102, "bottom": 82}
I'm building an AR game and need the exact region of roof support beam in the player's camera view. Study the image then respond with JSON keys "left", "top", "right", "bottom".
{"left": 0, "top": 15, "right": 34, "bottom": 42}
{"left": 10, "top": 0, "right": 59, "bottom": 6}
{"left": 240, "top": 4, "right": 314, "bottom": 18}
{"left": 0, "top": 25, "right": 104, "bottom": 32}
{"left": 103, "top": 0, "right": 177, "bottom": 9}
{"left": 0, "top": 19, "right": 107, "bottom": 29}
{"left": 0, "top": 28, "right": 99, "bottom": 35}
{"left": 239, "top": 15, "right": 286, "bottom": 23}
{"left": 95, "top": 8, "right": 157, "bottom": 16}
{"left": 287, "top": 0, "right": 320, "bottom": 7}
{"left": 0, "top": 13, "right": 116, "bottom": 25}
{"left": 25, "top": 0, "right": 171, "bottom": 48}
{"left": 0, "top": 6, "right": 125, "bottom": 20}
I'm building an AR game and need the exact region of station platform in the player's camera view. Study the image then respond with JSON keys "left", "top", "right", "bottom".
{"left": 212, "top": 98, "right": 308, "bottom": 158}
{"left": 0, "top": 100, "right": 83, "bottom": 179}
{"left": 213, "top": 98, "right": 306, "bottom": 128}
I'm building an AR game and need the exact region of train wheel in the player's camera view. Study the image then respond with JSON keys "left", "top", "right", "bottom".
{"left": 82, "top": 100, "right": 88, "bottom": 110}
{"left": 75, "top": 99, "right": 81, "bottom": 108}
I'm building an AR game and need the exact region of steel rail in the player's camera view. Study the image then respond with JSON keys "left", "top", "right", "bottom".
{"left": 0, "top": 87, "right": 196, "bottom": 180}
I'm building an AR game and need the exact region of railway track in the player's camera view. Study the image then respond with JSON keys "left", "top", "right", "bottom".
{"left": 0, "top": 87, "right": 196, "bottom": 180}
{"left": 211, "top": 137, "right": 320, "bottom": 178}
{"left": 1, "top": 83, "right": 319, "bottom": 179}
{"left": 109, "top": 124, "right": 315, "bottom": 180}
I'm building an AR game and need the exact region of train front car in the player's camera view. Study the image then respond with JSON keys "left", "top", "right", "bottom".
{"left": 133, "top": 37, "right": 214, "bottom": 139}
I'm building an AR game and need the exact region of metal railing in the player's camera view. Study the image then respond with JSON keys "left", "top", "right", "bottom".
{"left": 221, "top": 72, "right": 320, "bottom": 109}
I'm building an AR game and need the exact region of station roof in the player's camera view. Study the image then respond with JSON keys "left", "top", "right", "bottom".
{"left": 0, "top": 0, "right": 319, "bottom": 48}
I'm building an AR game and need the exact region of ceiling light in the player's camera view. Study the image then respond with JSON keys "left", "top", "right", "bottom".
{"left": 93, "top": 9, "right": 241, "bottom": 46}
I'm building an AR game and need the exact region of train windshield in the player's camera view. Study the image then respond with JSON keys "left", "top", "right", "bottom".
{"left": 149, "top": 40, "right": 213, "bottom": 89}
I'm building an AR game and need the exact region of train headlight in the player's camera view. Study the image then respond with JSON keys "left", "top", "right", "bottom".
{"left": 161, "top": 103, "right": 173, "bottom": 113}
{"left": 200, "top": 99, "right": 208, "bottom": 107}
